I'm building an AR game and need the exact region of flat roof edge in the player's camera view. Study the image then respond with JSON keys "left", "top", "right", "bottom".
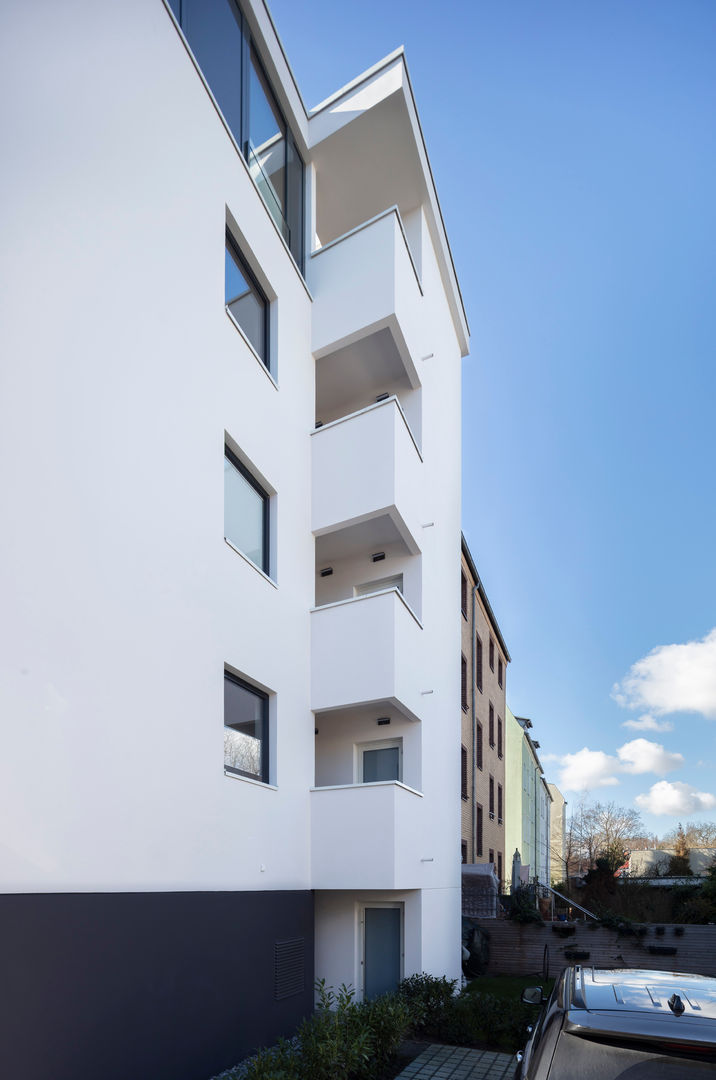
{"left": 461, "top": 532, "right": 511, "bottom": 661}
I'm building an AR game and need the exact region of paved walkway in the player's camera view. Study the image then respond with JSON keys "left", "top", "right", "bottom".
{"left": 395, "top": 1043, "right": 515, "bottom": 1080}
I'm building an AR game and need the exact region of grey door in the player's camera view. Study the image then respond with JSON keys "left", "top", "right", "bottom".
{"left": 364, "top": 907, "right": 401, "bottom": 1000}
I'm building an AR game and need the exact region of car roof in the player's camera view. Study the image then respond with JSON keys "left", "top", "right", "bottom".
{"left": 569, "top": 967, "right": 716, "bottom": 1019}
{"left": 563, "top": 967, "right": 716, "bottom": 1050}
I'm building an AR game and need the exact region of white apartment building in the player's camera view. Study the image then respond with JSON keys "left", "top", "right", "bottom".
{"left": 0, "top": 2, "right": 469, "bottom": 1078}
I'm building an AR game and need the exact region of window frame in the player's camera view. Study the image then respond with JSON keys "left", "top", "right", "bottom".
{"left": 476, "top": 722, "right": 483, "bottom": 771}
{"left": 489, "top": 774, "right": 495, "bottom": 818}
{"left": 476, "top": 634, "right": 483, "bottom": 693}
{"left": 461, "top": 571, "right": 468, "bottom": 618}
{"left": 224, "top": 443, "right": 270, "bottom": 575}
{"left": 223, "top": 668, "right": 269, "bottom": 784}
{"left": 497, "top": 715, "right": 503, "bottom": 760}
{"left": 489, "top": 637, "right": 495, "bottom": 672}
{"left": 461, "top": 745, "right": 468, "bottom": 800}
{"left": 498, "top": 783, "right": 503, "bottom": 824}
{"left": 461, "top": 653, "right": 468, "bottom": 711}
{"left": 498, "top": 656, "right": 503, "bottom": 689}
{"left": 489, "top": 702, "right": 495, "bottom": 748}
{"left": 225, "top": 230, "right": 270, "bottom": 368}
{"left": 477, "top": 805, "right": 483, "bottom": 857}
{"left": 355, "top": 738, "right": 403, "bottom": 784}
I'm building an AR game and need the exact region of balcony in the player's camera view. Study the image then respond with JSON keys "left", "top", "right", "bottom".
{"left": 311, "top": 781, "right": 424, "bottom": 890}
{"left": 309, "top": 209, "right": 423, "bottom": 386}
{"left": 311, "top": 397, "right": 422, "bottom": 549}
{"left": 311, "top": 589, "right": 423, "bottom": 722}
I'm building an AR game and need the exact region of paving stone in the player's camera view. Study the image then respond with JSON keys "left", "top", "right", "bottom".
{"left": 394, "top": 1044, "right": 515, "bottom": 1080}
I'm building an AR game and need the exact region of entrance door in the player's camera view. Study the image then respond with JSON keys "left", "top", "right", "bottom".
{"left": 363, "top": 906, "right": 402, "bottom": 1000}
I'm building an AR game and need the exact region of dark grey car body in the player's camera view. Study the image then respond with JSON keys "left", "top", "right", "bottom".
{"left": 515, "top": 966, "right": 716, "bottom": 1079}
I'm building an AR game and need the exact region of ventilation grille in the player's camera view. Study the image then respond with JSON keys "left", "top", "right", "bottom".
{"left": 274, "top": 938, "right": 305, "bottom": 1000}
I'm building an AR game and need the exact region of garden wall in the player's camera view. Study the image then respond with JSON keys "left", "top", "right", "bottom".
{"left": 478, "top": 920, "right": 716, "bottom": 978}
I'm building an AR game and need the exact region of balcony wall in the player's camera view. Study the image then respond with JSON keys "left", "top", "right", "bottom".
{"left": 311, "top": 781, "right": 424, "bottom": 889}
{"left": 309, "top": 209, "right": 423, "bottom": 385}
{"left": 311, "top": 589, "right": 424, "bottom": 722}
{"left": 312, "top": 397, "right": 422, "bottom": 550}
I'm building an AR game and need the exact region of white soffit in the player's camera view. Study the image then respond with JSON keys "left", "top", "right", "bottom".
{"left": 308, "top": 51, "right": 470, "bottom": 357}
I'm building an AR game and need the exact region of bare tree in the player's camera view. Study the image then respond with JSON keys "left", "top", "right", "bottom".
{"left": 566, "top": 799, "right": 645, "bottom": 874}
{"left": 659, "top": 821, "right": 716, "bottom": 848}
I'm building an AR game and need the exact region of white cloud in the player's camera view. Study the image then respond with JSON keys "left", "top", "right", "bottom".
{"left": 622, "top": 713, "right": 673, "bottom": 733}
{"left": 552, "top": 738, "right": 684, "bottom": 793}
{"left": 616, "top": 738, "right": 684, "bottom": 775}
{"left": 635, "top": 781, "right": 716, "bottom": 817}
{"left": 557, "top": 748, "right": 620, "bottom": 792}
{"left": 613, "top": 628, "right": 716, "bottom": 718}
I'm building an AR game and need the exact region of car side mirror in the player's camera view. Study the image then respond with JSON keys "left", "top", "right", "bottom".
{"left": 521, "top": 986, "right": 544, "bottom": 1005}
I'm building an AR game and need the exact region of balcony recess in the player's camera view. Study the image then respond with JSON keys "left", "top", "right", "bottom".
{"left": 311, "top": 780, "right": 424, "bottom": 890}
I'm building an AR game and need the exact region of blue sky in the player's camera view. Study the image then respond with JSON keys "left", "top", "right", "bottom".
{"left": 270, "top": 0, "right": 716, "bottom": 837}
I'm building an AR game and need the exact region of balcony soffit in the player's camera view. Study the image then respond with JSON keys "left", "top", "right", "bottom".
{"left": 311, "top": 92, "right": 424, "bottom": 247}
{"left": 315, "top": 514, "right": 409, "bottom": 564}
{"left": 307, "top": 49, "right": 469, "bottom": 355}
{"left": 315, "top": 328, "right": 410, "bottom": 421}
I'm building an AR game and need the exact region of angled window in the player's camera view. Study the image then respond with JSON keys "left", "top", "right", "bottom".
{"left": 476, "top": 635, "right": 483, "bottom": 693}
{"left": 498, "top": 783, "right": 503, "bottom": 824}
{"left": 461, "top": 571, "right": 467, "bottom": 617}
{"left": 477, "top": 805, "right": 483, "bottom": 857}
{"left": 489, "top": 702, "right": 495, "bottom": 747}
{"left": 461, "top": 841, "right": 468, "bottom": 864}
{"left": 224, "top": 670, "right": 268, "bottom": 782}
{"left": 497, "top": 716, "right": 503, "bottom": 759}
{"left": 476, "top": 722, "right": 483, "bottom": 771}
{"left": 489, "top": 848, "right": 494, "bottom": 866}
{"left": 169, "top": 1, "right": 305, "bottom": 270}
{"left": 498, "top": 656, "right": 503, "bottom": 689}
{"left": 489, "top": 637, "right": 495, "bottom": 671}
{"left": 489, "top": 775, "right": 495, "bottom": 818}
{"left": 224, "top": 445, "right": 269, "bottom": 574}
{"left": 497, "top": 851, "right": 503, "bottom": 884}
{"left": 461, "top": 745, "right": 468, "bottom": 800}
{"left": 225, "top": 233, "right": 269, "bottom": 365}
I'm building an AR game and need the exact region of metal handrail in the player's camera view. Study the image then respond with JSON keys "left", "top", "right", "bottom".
{"left": 536, "top": 881, "right": 598, "bottom": 922}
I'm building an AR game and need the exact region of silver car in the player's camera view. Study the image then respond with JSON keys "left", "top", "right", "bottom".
{"left": 516, "top": 965, "right": 716, "bottom": 1078}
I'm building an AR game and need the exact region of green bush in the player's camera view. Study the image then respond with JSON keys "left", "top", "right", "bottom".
{"left": 214, "top": 980, "right": 412, "bottom": 1080}
{"left": 395, "top": 972, "right": 532, "bottom": 1053}
{"left": 396, "top": 972, "right": 457, "bottom": 1033}
{"left": 296, "top": 981, "right": 373, "bottom": 1080}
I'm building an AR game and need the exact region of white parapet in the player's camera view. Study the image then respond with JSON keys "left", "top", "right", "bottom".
{"left": 311, "top": 397, "right": 422, "bottom": 549}
{"left": 310, "top": 780, "right": 424, "bottom": 889}
{"left": 311, "top": 589, "right": 424, "bottom": 721}
{"left": 309, "top": 208, "right": 423, "bottom": 383}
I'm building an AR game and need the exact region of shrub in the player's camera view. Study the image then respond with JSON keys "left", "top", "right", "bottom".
{"left": 296, "top": 981, "right": 373, "bottom": 1080}
{"left": 358, "top": 994, "right": 411, "bottom": 1075}
{"left": 397, "top": 972, "right": 457, "bottom": 1033}
{"left": 508, "top": 886, "right": 544, "bottom": 924}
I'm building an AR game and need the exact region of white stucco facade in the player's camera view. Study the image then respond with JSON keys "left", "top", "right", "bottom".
{"left": 0, "top": 0, "right": 468, "bottom": 1037}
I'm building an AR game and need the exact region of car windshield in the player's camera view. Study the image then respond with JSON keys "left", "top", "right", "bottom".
{"left": 549, "top": 1032, "right": 716, "bottom": 1079}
